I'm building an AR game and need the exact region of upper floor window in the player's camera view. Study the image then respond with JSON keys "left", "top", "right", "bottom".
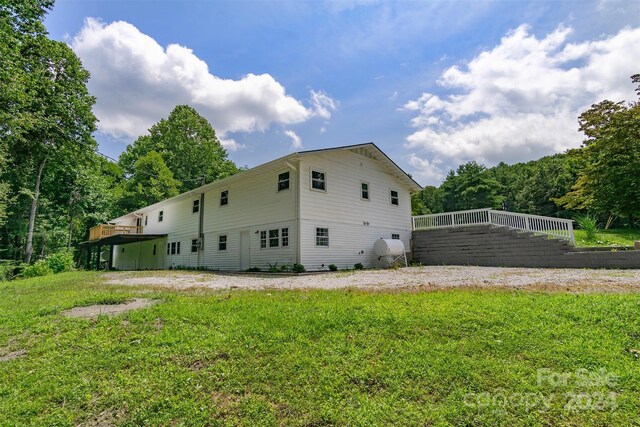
{"left": 278, "top": 172, "right": 290, "bottom": 191}
{"left": 311, "top": 170, "right": 326, "bottom": 191}
{"left": 218, "top": 235, "right": 227, "bottom": 251}
{"left": 193, "top": 199, "right": 200, "bottom": 214}
{"left": 136, "top": 217, "right": 142, "bottom": 227}
{"left": 361, "top": 182, "right": 369, "bottom": 200}
{"left": 316, "top": 227, "right": 329, "bottom": 247}
{"left": 220, "top": 190, "right": 228, "bottom": 206}
{"left": 158, "top": 210, "right": 164, "bottom": 222}
{"left": 390, "top": 190, "right": 399, "bottom": 206}
{"left": 144, "top": 215, "right": 148, "bottom": 226}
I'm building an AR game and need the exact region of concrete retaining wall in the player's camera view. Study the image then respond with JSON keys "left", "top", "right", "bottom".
{"left": 412, "top": 225, "right": 640, "bottom": 269}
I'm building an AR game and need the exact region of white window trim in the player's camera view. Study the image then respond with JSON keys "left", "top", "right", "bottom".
{"left": 220, "top": 189, "right": 229, "bottom": 206}
{"left": 192, "top": 199, "right": 200, "bottom": 214}
{"left": 309, "top": 168, "right": 327, "bottom": 193}
{"left": 389, "top": 188, "right": 399, "bottom": 207}
{"left": 218, "top": 234, "right": 227, "bottom": 251}
{"left": 315, "top": 227, "right": 329, "bottom": 247}
{"left": 360, "top": 181, "right": 370, "bottom": 201}
{"left": 277, "top": 170, "right": 290, "bottom": 192}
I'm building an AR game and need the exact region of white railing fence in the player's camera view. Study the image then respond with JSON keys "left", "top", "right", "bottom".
{"left": 412, "top": 208, "right": 575, "bottom": 244}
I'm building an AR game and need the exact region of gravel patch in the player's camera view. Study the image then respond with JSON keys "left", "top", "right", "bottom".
{"left": 61, "top": 298, "right": 159, "bottom": 318}
{"left": 103, "top": 266, "right": 640, "bottom": 293}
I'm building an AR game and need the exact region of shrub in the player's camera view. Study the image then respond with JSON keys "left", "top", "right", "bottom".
{"left": 246, "top": 267, "right": 261, "bottom": 272}
{"left": 575, "top": 214, "right": 599, "bottom": 241}
{"left": 0, "top": 260, "right": 19, "bottom": 281}
{"left": 21, "top": 260, "right": 53, "bottom": 279}
{"left": 328, "top": 264, "right": 338, "bottom": 271}
{"left": 280, "top": 265, "right": 290, "bottom": 272}
{"left": 47, "top": 251, "right": 75, "bottom": 274}
{"left": 354, "top": 263, "right": 364, "bottom": 270}
{"left": 292, "top": 263, "right": 306, "bottom": 273}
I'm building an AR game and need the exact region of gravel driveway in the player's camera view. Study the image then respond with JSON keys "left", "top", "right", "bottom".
{"left": 104, "top": 266, "right": 640, "bottom": 293}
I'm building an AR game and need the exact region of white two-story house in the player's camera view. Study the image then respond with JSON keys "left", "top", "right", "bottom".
{"left": 84, "top": 143, "right": 422, "bottom": 271}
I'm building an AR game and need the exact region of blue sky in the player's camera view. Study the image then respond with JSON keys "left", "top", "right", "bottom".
{"left": 45, "top": 0, "right": 640, "bottom": 185}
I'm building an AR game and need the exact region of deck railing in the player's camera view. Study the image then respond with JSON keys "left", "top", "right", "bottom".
{"left": 412, "top": 208, "right": 575, "bottom": 244}
{"left": 89, "top": 224, "right": 143, "bottom": 241}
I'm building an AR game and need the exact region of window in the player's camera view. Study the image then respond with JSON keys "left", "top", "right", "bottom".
{"left": 193, "top": 199, "right": 200, "bottom": 214}
{"left": 316, "top": 227, "right": 329, "bottom": 247}
{"left": 158, "top": 210, "right": 164, "bottom": 222}
{"left": 121, "top": 247, "right": 125, "bottom": 254}
{"left": 153, "top": 244, "right": 157, "bottom": 255}
{"left": 220, "top": 190, "right": 228, "bottom": 206}
{"left": 260, "top": 231, "right": 267, "bottom": 249}
{"left": 167, "top": 243, "right": 170, "bottom": 255}
{"left": 136, "top": 217, "right": 142, "bottom": 227}
{"left": 278, "top": 172, "right": 290, "bottom": 191}
{"left": 390, "top": 190, "right": 399, "bottom": 206}
{"left": 281, "top": 228, "right": 289, "bottom": 247}
{"left": 218, "top": 235, "right": 227, "bottom": 251}
{"left": 169, "top": 242, "right": 180, "bottom": 255}
{"left": 361, "top": 182, "right": 369, "bottom": 200}
{"left": 191, "top": 239, "right": 198, "bottom": 253}
{"left": 269, "top": 229, "right": 279, "bottom": 247}
{"left": 311, "top": 170, "right": 326, "bottom": 191}
{"left": 144, "top": 215, "right": 148, "bottom": 226}
{"left": 392, "top": 233, "right": 400, "bottom": 240}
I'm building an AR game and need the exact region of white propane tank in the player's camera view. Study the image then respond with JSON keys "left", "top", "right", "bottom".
{"left": 373, "top": 239, "right": 405, "bottom": 257}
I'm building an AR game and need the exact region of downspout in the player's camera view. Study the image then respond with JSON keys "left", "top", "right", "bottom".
{"left": 285, "top": 159, "right": 300, "bottom": 265}
{"left": 198, "top": 192, "right": 205, "bottom": 268}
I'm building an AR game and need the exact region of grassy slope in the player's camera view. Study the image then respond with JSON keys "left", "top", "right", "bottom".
{"left": 574, "top": 229, "right": 640, "bottom": 247}
{"left": 1, "top": 272, "right": 639, "bottom": 426}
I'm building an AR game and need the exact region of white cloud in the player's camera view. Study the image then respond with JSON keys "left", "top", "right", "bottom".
{"left": 310, "top": 90, "right": 338, "bottom": 120}
{"left": 284, "top": 130, "right": 302, "bottom": 150}
{"left": 71, "top": 18, "right": 335, "bottom": 142}
{"left": 404, "top": 25, "right": 640, "bottom": 184}
{"left": 219, "top": 137, "right": 244, "bottom": 152}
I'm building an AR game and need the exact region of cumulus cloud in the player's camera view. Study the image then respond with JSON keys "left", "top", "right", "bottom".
{"left": 71, "top": 18, "right": 336, "bottom": 143}
{"left": 218, "top": 137, "right": 244, "bottom": 152}
{"left": 284, "top": 130, "right": 303, "bottom": 150}
{"left": 404, "top": 25, "right": 640, "bottom": 184}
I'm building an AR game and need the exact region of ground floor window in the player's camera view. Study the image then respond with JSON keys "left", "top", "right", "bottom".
{"left": 219, "top": 235, "right": 227, "bottom": 251}
{"left": 316, "top": 227, "right": 329, "bottom": 247}
{"left": 260, "top": 231, "right": 267, "bottom": 248}
{"left": 168, "top": 241, "right": 180, "bottom": 255}
{"left": 282, "top": 228, "right": 289, "bottom": 247}
{"left": 153, "top": 244, "right": 157, "bottom": 255}
{"left": 269, "top": 229, "right": 279, "bottom": 247}
{"left": 392, "top": 233, "right": 400, "bottom": 240}
{"left": 191, "top": 239, "right": 198, "bottom": 253}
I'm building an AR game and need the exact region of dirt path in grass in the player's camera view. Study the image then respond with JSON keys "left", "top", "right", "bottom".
{"left": 103, "top": 266, "right": 640, "bottom": 293}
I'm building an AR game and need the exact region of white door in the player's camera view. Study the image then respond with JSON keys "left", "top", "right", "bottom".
{"left": 239, "top": 230, "right": 250, "bottom": 270}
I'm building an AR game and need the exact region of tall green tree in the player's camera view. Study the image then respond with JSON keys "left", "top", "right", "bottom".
{"left": 440, "top": 161, "right": 503, "bottom": 211}
{"left": 411, "top": 185, "right": 444, "bottom": 215}
{"left": 1, "top": 1, "right": 97, "bottom": 262}
{"left": 558, "top": 75, "right": 640, "bottom": 225}
{"left": 119, "top": 105, "right": 237, "bottom": 191}
{"left": 120, "top": 151, "right": 181, "bottom": 212}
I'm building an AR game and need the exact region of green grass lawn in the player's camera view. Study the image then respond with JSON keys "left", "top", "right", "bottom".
{"left": 574, "top": 228, "right": 640, "bottom": 247}
{"left": 1, "top": 272, "right": 639, "bottom": 426}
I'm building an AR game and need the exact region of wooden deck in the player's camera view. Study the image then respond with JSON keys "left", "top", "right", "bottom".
{"left": 89, "top": 224, "right": 143, "bottom": 241}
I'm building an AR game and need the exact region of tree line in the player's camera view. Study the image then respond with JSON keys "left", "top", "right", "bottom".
{"left": 412, "top": 74, "right": 640, "bottom": 228}
{"left": 0, "top": 1, "right": 238, "bottom": 266}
